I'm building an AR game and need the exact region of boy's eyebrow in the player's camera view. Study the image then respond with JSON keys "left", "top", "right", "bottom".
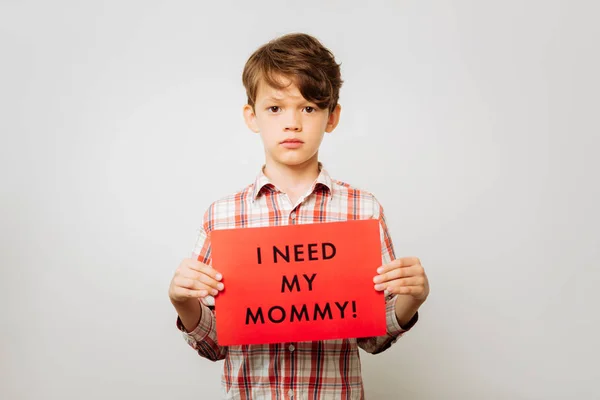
{"left": 262, "top": 96, "right": 285, "bottom": 102}
{"left": 262, "top": 95, "right": 312, "bottom": 103}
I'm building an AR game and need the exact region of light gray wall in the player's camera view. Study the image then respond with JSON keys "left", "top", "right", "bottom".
{"left": 1, "top": 1, "right": 598, "bottom": 399}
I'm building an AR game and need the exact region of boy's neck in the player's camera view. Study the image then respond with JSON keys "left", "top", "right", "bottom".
{"left": 263, "top": 157, "right": 320, "bottom": 202}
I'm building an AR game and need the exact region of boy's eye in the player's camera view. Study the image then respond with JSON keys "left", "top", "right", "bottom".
{"left": 268, "top": 106, "right": 280, "bottom": 113}
{"left": 304, "top": 106, "right": 316, "bottom": 113}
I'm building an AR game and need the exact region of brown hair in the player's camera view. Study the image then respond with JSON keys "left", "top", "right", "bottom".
{"left": 242, "top": 33, "right": 343, "bottom": 113}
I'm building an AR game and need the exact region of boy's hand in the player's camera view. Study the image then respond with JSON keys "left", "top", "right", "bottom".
{"left": 168, "top": 258, "right": 224, "bottom": 304}
{"left": 373, "top": 257, "right": 429, "bottom": 301}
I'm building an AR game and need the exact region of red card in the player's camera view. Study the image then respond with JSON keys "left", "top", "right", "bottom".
{"left": 209, "top": 219, "right": 385, "bottom": 345}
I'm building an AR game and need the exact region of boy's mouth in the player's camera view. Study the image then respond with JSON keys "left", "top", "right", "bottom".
{"left": 280, "top": 139, "right": 304, "bottom": 149}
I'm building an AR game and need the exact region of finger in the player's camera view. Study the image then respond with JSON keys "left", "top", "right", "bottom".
{"left": 377, "top": 257, "right": 421, "bottom": 274}
{"left": 374, "top": 277, "right": 423, "bottom": 291}
{"left": 376, "top": 259, "right": 402, "bottom": 274}
{"left": 391, "top": 276, "right": 425, "bottom": 288}
{"left": 173, "top": 286, "right": 212, "bottom": 299}
{"left": 386, "top": 285, "right": 427, "bottom": 298}
{"left": 174, "top": 276, "right": 220, "bottom": 296}
{"left": 183, "top": 259, "right": 223, "bottom": 281}
{"left": 373, "top": 265, "right": 421, "bottom": 284}
{"left": 180, "top": 271, "right": 224, "bottom": 292}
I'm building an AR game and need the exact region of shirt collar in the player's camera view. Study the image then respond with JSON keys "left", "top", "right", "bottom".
{"left": 251, "top": 162, "right": 333, "bottom": 202}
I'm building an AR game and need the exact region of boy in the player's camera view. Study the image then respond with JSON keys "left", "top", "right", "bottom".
{"left": 168, "top": 33, "right": 430, "bottom": 399}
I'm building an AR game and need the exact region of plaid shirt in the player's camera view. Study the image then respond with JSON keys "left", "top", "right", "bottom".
{"left": 177, "top": 164, "right": 418, "bottom": 399}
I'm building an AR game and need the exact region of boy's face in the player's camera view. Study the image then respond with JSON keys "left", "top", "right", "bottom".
{"left": 243, "top": 76, "right": 341, "bottom": 169}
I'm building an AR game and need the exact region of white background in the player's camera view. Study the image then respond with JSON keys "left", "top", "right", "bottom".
{"left": 1, "top": 1, "right": 599, "bottom": 399}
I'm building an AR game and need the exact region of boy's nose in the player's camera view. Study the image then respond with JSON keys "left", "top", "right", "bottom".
{"left": 284, "top": 111, "right": 302, "bottom": 132}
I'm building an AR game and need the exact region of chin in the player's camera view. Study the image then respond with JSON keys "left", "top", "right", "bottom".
{"left": 266, "top": 147, "right": 319, "bottom": 166}
{"left": 278, "top": 159, "right": 310, "bottom": 167}
{"left": 275, "top": 155, "right": 315, "bottom": 167}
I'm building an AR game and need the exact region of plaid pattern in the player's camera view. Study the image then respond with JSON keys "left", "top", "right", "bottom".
{"left": 177, "top": 164, "right": 418, "bottom": 399}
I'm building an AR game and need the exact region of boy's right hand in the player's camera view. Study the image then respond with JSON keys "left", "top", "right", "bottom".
{"left": 168, "top": 258, "right": 224, "bottom": 304}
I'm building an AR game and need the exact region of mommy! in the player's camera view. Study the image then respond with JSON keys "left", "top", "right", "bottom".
{"left": 245, "top": 301, "right": 356, "bottom": 325}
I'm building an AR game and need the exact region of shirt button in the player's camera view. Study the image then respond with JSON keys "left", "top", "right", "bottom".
{"left": 290, "top": 212, "right": 296, "bottom": 219}
{"left": 288, "top": 389, "right": 294, "bottom": 397}
{"left": 289, "top": 344, "right": 295, "bottom": 352}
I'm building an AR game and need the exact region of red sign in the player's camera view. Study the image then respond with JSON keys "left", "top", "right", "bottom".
{"left": 210, "top": 219, "right": 386, "bottom": 345}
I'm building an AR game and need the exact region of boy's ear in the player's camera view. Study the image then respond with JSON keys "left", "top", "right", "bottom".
{"left": 325, "top": 104, "right": 342, "bottom": 133}
{"left": 243, "top": 104, "right": 260, "bottom": 133}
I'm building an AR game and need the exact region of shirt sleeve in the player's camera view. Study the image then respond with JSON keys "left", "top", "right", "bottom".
{"left": 175, "top": 209, "right": 228, "bottom": 361}
{"left": 357, "top": 198, "right": 419, "bottom": 354}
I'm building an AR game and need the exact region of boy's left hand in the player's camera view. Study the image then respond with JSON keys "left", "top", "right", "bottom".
{"left": 373, "top": 257, "right": 429, "bottom": 301}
